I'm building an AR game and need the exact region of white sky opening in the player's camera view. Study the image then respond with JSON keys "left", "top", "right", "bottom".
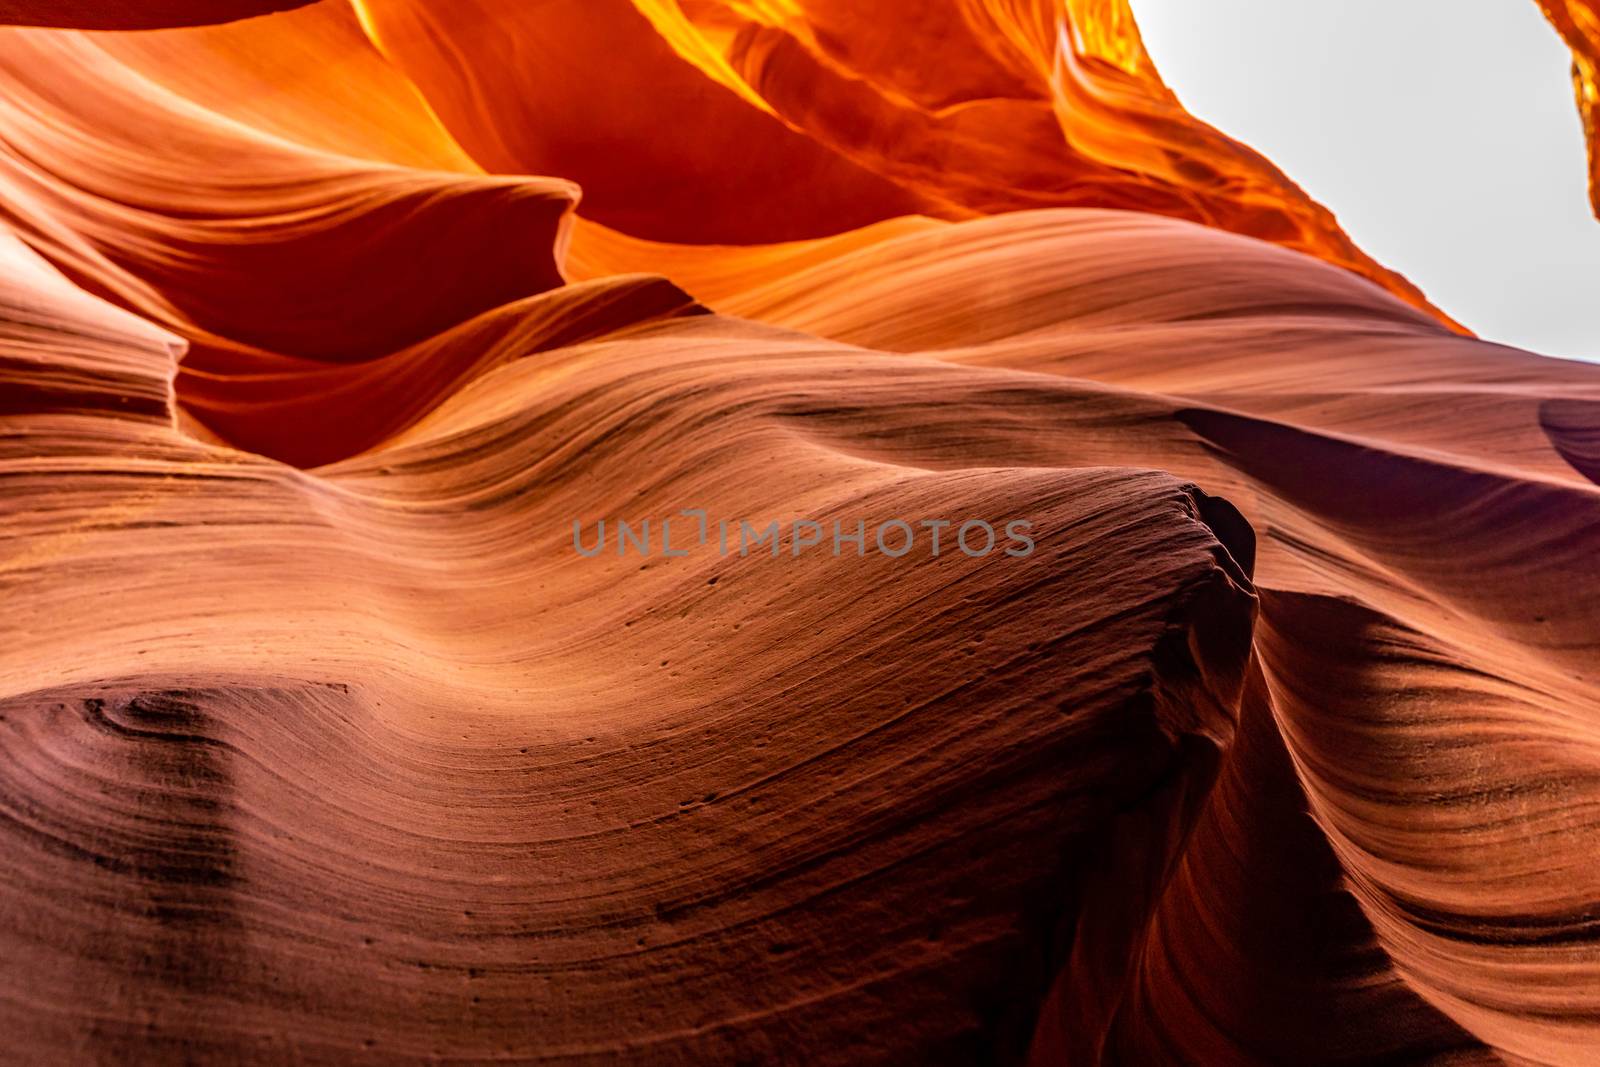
{"left": 1128, "top": 0, "right": 1599, "bottom": 361}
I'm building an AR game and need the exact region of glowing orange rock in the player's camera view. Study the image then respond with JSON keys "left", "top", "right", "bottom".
{"left": 1538, "top": 0, "right": 1600, "bottom": 215}
{"left": 353, "top": 0, "right": 1459, "bottom": 326}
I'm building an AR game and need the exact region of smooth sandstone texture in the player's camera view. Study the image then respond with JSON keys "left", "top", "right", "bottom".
{"left": 2, "top": 2, "right": 1599, "bottom": 1065}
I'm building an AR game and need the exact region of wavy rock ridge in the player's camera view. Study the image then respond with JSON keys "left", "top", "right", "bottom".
{"left": 2, "top": 2, "right": 1599, "bottom": 1064}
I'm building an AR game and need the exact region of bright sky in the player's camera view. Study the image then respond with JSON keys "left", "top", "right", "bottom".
{"left": 1128, "top": 0, "right": 1599, "bottom": 362}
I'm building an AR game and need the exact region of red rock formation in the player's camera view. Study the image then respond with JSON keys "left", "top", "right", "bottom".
{"left": 1537, "top": 0, "right": 1600, "bottom": 215}
{"left": 0, "top": 0, "right": 317, "bottom": 29}
{"left": 2, "top": 2, "right": 1598, "bottom": 1064}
